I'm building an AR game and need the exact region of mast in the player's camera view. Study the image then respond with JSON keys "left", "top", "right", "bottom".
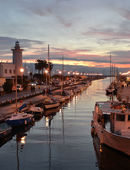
{"left": 110, "top": 53, "right": 112, "bottom": 84}
{"left": 15, "top": 64, "right": 18, "bottom": 113}
{"left": 48, "top": 44, "right": 50, "bottom": 91}
{"left": 61, "top": 56, "right": 64, "bottom": 95}
{"left": 48, "top": 44, "right": 50, "bottom": 63}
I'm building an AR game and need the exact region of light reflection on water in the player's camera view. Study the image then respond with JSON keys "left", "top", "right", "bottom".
{"left": 0, "top": 78, "right": 129, "bottom": 170}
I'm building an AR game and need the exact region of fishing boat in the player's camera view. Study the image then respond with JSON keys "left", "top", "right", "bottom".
{"left": 91, "top": 101, "right": 130, "bottom": 156}
{"left": 106, "top": 53, "right": 117, "bottom": 95}
{"left": 93, "top": 135, "right": 130, "bottom": 170}
{"left": 106, "top": 83, "right": 117, "bottom": 95}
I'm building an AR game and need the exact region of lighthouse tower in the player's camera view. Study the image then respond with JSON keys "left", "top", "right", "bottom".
{"left": 12, "top": 41, "right": 23, "bottom": 76}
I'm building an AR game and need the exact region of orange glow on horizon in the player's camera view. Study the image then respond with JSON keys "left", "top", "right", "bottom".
{"left": 0, "top": 59, "right": 129, "bottom": 68}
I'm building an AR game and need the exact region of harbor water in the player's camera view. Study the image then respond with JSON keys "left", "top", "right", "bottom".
{"left": 0, "top": 78, "right": 130, "bottom": 170}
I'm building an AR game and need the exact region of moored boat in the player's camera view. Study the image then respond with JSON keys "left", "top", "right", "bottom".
{"left": 106, "top": 86, "right": 117, "bottom": 95}
{"left": 93, "top": 135, "right": 130, "bottom": 170}
{"left": 27, "top": 105, "right": 43, "bottom": 117}
{"left": 91, "top": 101, "right": 130, "bottom": 156}
{"left": 36, "top": 96, "right": 60, "bottom": 110}
{"left": 44, "top": 101, "right": 60, "bottom": 110}
{"left": 6, "top": 112, "right": 33, "bottom": 127}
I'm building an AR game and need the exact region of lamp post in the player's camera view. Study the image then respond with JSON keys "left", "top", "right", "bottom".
{"left": 20, "top": 68, "right": 24, "bottom": 87}
{"left": 59, "top": 71, "right": 63, "bottom": 95}
{"left": 45, "top": 69, "right": 48, "bottom": 95}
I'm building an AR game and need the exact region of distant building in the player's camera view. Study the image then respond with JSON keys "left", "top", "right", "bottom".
{"left": 0, "top": 41, "right": 23, "bottom": 79}
{"left": 0, "top": 63, "right": 15, "bottom": 78}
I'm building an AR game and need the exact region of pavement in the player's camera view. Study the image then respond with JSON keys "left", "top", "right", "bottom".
{"left": 0, "top": 94, "right": 46, "bottom": 122}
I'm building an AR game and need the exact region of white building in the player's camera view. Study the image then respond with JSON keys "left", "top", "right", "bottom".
{"left": 0, "top": 63, "right": 15, "bottom": 78}
{"left": 0, "top": 41, "right": 24, "bottom": 79}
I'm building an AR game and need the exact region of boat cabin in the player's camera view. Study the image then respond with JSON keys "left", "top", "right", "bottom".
{"left": 94, "top": 101, "right": 130, "bottom": 137}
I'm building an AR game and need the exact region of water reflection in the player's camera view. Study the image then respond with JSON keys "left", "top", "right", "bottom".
{"left": 44, "top": 107, "right": 60, "bottom": 117}
{"left": 45, "top": 115, "right": 53, "bottom": 170}
{"left": 93, "top": 136, "right": 130, "bottom": 170}
{"left": 59, "top": 108, "right": 65, "bottom": 143}
{"left": 16, "top": 133, "right": 27, "bottom": 170}
{"left": 15, "top": 125, "right": 33, "bottom": 170}
{"left": 45, "top": 115, "right": 53, "bottom": 128}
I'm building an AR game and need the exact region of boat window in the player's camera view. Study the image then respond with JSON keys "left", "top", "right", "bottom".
{"left": 116, "top": 114, "right": 125, "bottom": 121}
{"left": 128, "top": 115, "right": 130, "bottom": 121}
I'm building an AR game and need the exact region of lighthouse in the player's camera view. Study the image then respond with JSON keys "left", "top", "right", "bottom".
{"left": 12, "top": 41, "right": 23, "bottom": 76}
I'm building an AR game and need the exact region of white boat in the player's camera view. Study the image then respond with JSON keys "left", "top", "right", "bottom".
{"left": 91, "top": 101, "right": 130, "bottom": 156}
{"left": 26, "top": 105, "right": 43, "bottom": 119}
{"left": 6, "top": 112, "right": 33, "bottom": 127}
{"left": 27, "top": 105, "right": 43, "bottom": 114}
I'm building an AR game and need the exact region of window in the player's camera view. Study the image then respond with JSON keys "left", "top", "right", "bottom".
{"left": 5, "top": 69, "right": 7, "bottom": 74}
{"left": 128, "top": 115, "right": 130, "bottom": 121}
{"left": 116, "top": 114, "right": 125, "bottom": 121}
{"left": 9, "top": 69, "right": 12, "bottom": 74}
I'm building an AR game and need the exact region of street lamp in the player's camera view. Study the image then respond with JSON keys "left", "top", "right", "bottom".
{"left": 45, "top": 69, "right": 48, "bottom": 95}
{"left": 59, "top": 70, "right": 63, "bottom": 95}
{"left": 20, "top": 67, "right": 24, "bottom": 87}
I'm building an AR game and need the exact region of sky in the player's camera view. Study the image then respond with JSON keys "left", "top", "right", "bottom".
{"left": 0, "top": 0, "right": 130, "bottom": 73}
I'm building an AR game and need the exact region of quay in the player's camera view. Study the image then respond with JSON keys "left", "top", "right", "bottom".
{"left": 0, "top": 79, "right": 93, "bottom": 122}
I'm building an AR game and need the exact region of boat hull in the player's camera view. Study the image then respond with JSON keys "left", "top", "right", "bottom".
{"left": 106, "top": 88, "right": 117, "bottom": 95}
{"left": 44, "top": 102, "right": 60, "bottom": 110}
{"left": 6, "top": 114, "right": 33, "bottom": 127}
{"left": 93, "top": 122, "right": 130, "bottom": 156}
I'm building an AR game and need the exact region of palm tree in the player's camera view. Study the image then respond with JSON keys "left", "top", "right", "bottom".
{"left": 35, "top": 59, "right": 47, "bottom": 75}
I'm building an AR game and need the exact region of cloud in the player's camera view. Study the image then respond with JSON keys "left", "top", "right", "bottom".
{"left": 21, "top": 0, "right": 74, "bottom": 28}
{"left": 117, "top": 8, "right": 130, "bottom": 20}
{"left": 0, "top": 36, "right": 45, "bottom": 58}
{"left": 111, "top": 50, "right": 130, "bottom": 64}
{"left": 82, "top": 27, "right": 130, "bottom": 40}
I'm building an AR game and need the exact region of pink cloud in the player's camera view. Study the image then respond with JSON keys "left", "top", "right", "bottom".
{"left": 82, "top": 28, "right": 130, "bottom": 39}
{"left": 117, "top": 8, "right": 130, "bottom": 20}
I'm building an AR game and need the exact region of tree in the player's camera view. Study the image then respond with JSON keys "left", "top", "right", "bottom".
{"left": 35, "top": 59, "right": 47, "bottom": 75}
{"left": 3, "top": 80, "right": 13, "bottom": 93}
{"left": 47, "top": 62, "right": 53, "bottom": 71}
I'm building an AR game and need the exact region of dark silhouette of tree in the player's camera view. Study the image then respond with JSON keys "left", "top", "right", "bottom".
{"left": 3, "top": 80, "right": 13, "bottom": 93}
{"left": 46, "top": 62, "right": 53, "bottom": 72}
{"left": 35, "top": 60, "right": 47, "bottom": 74}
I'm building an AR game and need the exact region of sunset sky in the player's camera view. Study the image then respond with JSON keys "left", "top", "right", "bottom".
{"left": 0, "top": 0, "right": 130, "bottom": 72}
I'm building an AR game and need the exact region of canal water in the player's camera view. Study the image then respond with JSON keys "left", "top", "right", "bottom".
{"left": 0, "top": 78, "right": 130, "bottom": 170}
